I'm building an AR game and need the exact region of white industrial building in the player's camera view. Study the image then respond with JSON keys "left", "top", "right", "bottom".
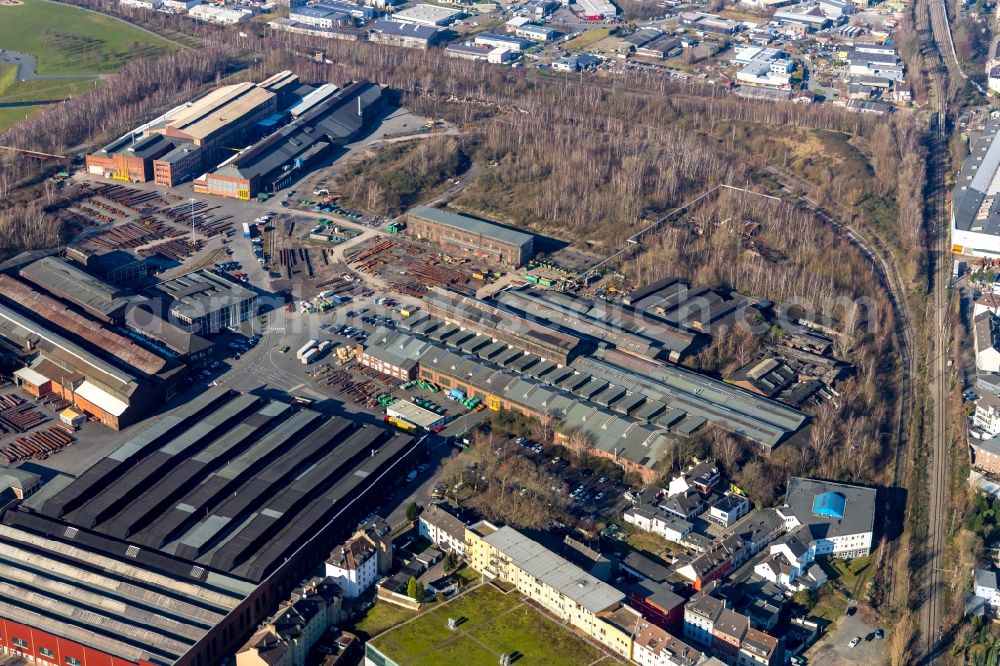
{"left": 290, "top": 5, "right": 350, "bottom": 27}
{"left": 390, "top": 3, "right": 463, "bottom": 25}
{"left": 515, "top": 23, "right": 557, "bottom": 41}
{"left": 188, "top": 4, "right": 253, "bottom": 22}
{"left": 953, "top": 120, "right": 1000, "bottom": 257}
{"left": 572, "top": 0, "right": 618, "bottom": 19}
{"left": 119, "top": 0, "right": 161, "bottom": 9}
{"left": 847, "top": 46, "right": 904, "bottom": 81}
{"left": 775, "top": 477, "right": 876, "bottom": 559}
{"left": 735, "top": 48, "right": 794, "bottom": 87}
{"left": 161, "top": 0, "right": 200, "bottom": 9}
{"left": 976, "top": 569, "right": 1000, "bottom": 607}
{"left": 474, "top": 31, "right": 532, "bottom": 51}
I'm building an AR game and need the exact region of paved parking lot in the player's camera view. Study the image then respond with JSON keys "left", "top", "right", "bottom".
{"left": 807, "top": 610, "right": 884, "bottom": 666}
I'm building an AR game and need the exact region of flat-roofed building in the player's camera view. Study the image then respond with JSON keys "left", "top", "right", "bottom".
{"left": 368, "top": 19, "right": 443, "bottom": 48}
{"left": 474, "top": 31, "right": 532, "bottom": 51}
{"left": 146, "top": 270, "right": 258, "bottom": 334}
{"left": 405, "top": 205, "right": 535, "bottom": 266}
{"left": 575, "top": 0, "right": 617, "bottom": 19}
{"left": 972, "top": 434, "right": 1000, "bottom": 475}
{"left": 776, "top": 477, "right": 876, "bottom": 558}
{"left": 65, "top": 247, "right": 148, "bottom": 286}
{"left": 188, "top": 3, "right": 253, "bottom": 22}
{"left": 3, "top": 388, "right": 420, "bottom": 666}
{"left": 390, "top": 3, "right": 462, "bottom": 25}
{"left": 465, "top": 523, "right": 636, "bottom": 658}
{"left": 385, "top": 401, "right": 447, "bottom": 431}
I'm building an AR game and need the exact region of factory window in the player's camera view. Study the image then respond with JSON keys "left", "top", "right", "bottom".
{"left": 11, "top": 637, "right": 27, "bottom": 648}
{"left": 66, "top": 658, "right": 82, "bottom": 666}
{"left": 39, "top": 647, "right": 54, "bottom": 658}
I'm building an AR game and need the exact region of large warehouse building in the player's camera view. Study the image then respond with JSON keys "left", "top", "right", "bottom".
{"left": 0, "top": 388, "right": 421, "bottom": 666}
{"left": 359, "top": 288, "right": 808, "bottom": 479}
{"left": 0, "top": 264, "right": 186, "bottom": 429}
{"left": 953, "top": 118, "right": 1000, "bottom": 257}
{"left": 405, "top": 205, "right": 535, "bottom": 266}
{"left": 85, "top": 75, "right": 285, "bottom": 185}
{"left": 194, "top": 81, "right": 383, "bottom": 199}
{"left": 85, "top": 71, "right": 369, "bottom": 192}
{"left": 145, "top": 270, "right": 258, "bottom": 334}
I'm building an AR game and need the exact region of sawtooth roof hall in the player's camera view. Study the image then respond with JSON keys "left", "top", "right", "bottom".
{"left": 953, "top": 118, "right": 1000, "bottom": 257}
{"left": 0, "top": 387, "right": 421, "bottom": 666}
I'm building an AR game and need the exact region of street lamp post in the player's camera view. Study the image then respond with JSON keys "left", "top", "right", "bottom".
{"left": 189, "top": 198, "right": 196, "bottom": 245}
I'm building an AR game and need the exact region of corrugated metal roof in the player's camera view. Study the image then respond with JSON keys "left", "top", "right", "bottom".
{"left": 75, "top": 381, "right": 129, "bottom": 416}
{"left": 408, "top": 206, "right": 534, "bottom": 248}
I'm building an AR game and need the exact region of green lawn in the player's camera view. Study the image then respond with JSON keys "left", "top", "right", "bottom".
{"left": 0, "top": 65, "right": 98, "bottom": 103}
{"left": 0, "top": 106, "right": 43, "bottom": 131}
{"left": 370, "top": 584, "right": 622, "bottom": 665}
{"left": 0, "top": 0, "right": 173, "bottom": 74}
{"left": 469, "top": 603, "right": 605, "bottom": 666}
{"left": 350, "top": 601, "right": 417, "bottom": 640}
{"left": 453, "top": 564, "right": 481, "bottom": 585}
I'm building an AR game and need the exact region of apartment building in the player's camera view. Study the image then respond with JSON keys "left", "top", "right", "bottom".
{"left": 465, "top": 521, "right": 637, "bottom": 658}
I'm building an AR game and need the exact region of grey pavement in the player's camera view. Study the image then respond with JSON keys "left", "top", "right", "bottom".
{"left": 807, "top": 610, "right": 884, "bottom": 666}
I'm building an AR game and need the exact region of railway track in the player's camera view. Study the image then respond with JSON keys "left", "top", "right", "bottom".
{"left": 919, "top": 0, "right": 964, "bottom": 656}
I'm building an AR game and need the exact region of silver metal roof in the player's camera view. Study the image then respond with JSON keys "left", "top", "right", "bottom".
{"left": 483, "top": 526, "right": 624, "bottom": 613}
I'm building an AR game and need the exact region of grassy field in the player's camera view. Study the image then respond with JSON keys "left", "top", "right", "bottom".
{"left": 0, "top": 106, "right": 43, "bottom": 130}
{"left": 0, "top": 65, "right": 98, "bottom": 103}
{"left": 0, "top": 63, "right": 100, "bottom": 132}
{"left": 563, "top": 27, "right": 614, "bottom": 51}
{"left": 0, "top": 0, "right": 173, "bottom": 74}
{"left": 350, "top": 601, "right": 418, "bottom": 640}
{"left": 369, "top": 584, "right": 619, "bottom": 665}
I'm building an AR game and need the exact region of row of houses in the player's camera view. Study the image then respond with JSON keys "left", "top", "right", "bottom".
{"left": 413, "top": 473, "right": 875, "bottom": 662}
{"left": 409, "top": 507, "right": 783, "bottom": 665}
{"left": 625, "top": 465, "right": 876, "bottom": 594}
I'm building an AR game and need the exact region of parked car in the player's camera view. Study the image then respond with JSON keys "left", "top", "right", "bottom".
{"left": 849, "top": 637, "right": 861, "bottom": 648}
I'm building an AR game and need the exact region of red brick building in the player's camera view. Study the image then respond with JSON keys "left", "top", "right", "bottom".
{"left": 0, "top": 619, "right": 156, "bottom": 666}
{"left": 972, "top": 436, "right": 1000, "bottom": 475}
